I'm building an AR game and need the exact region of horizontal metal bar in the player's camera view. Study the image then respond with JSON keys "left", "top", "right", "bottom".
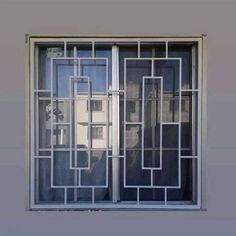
{"left": 107, "top": 155, "right": 125, "bottom": 158}
{"left": 69, "top": 166, "right": 90, "bottom": 170}
{"left": 34, "top": 90, "right": 51, "bottom": 93}
{"left": 39, "top": 148, "right": 112, "bottom": 151}
{"left": 39, "top": 147, "right": 190, "bottom": 151}
{"left": 31, "top": 203, "right": 200, "bottom": 210}
{"left": 124, "top": 185, "right": 181, "bottom": 189}
{"left": 53, "top": 122, "right": 70, "bottom": 125}
{"left": 30, "top": 36, "right": 203, "bottom": 43}
{"left": 142, "top": 167, "right": 162, "bottom": 170}
{"left": 33, "top": 156, "right": 52, "bottom": 159}
{"left": 180, "top": 156, "right": 199, "bottom": 159}
{"left": 125, "top": 57, "right": 182, "bottom": 61}
{"left": 107, "top": 90, "right": 125, "bottom": 93}
{"left": 51, "top": 97, "right": 111, "bottom": 101}
{"left": 51, "top": 185, "right": 108, "bottom": 188}
{"left": 181, "top": 89, "right": 199, "bottom": 92}
{"left": 77, "top": 122, "right": 111, "bottom": 125}
{"left": 51, "top": 57, "right": 108, "bottom": 61}
{"left": 162, "top": 122, "right": 180, "bottom": 125}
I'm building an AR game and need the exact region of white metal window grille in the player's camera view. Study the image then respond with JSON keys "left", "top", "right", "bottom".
{"left": 28, "top": 36, "right": 205, "bottom": 209}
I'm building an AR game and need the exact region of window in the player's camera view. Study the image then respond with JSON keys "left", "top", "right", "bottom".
{"left": 87, "top": 100, "right": 103, "bottom": 111}
{"left": 169, "top": 100, "right": 186, "bottom": 112}
{"left": 28, "top": 36, "right": 206, "bottom": 209}
{"left": 90, "top": 127, "right": 103, "bottom": 139}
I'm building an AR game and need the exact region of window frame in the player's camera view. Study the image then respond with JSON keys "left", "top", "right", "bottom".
{"left": 26, "top": 35, "right": 207, "bottom": 210}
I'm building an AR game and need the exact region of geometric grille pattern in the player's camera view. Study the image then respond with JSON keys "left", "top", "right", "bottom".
{"left": 30, "top": 37, "right": 202, "bottom": 209}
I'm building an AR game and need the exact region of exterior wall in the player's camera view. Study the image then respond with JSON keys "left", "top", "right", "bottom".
{"left": 0, "top": 0, "right": 236, "bottom": 235}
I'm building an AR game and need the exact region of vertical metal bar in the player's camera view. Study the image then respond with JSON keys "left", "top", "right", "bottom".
{"left": 60, "top": 128, "right": 63, "bottom": 145}
{"left": 30, "top": 40, "right": 35, "bottom": 206}
{"left": 191, "top": 46, "right": 196, "bottom": 155}
{"left": 78, "top": 59, "right": 81, "bottom": 187}
{"left": 92, "top": 41, "right": 95, "bottom": 58}
{"left": 105, "top": 58, "right": 109, "bottom": 187}
{"left": 88, "top": 77, "right": 91, "bottom": 169}
{"left": 137, "top": 187, "right": 140, "bottom": 205}
{"left": 123, "top": 59, "right": 127, "bottom": 189}
{"left": 73, "top": 46, "right": 79, "bottom": 201}
{"left": 112, "top": 45, "right": 120, "bottom": 202}
{"left": 151, "top": 59, "right": 155, "bottom": 186}
{"left": 35, "top": 45, "right": 39, "bottom": 152}
{"left": 178, "top": 58, "right": 182, "bottom": 187}
{"left": 35, "top": 46, "right": 39, "bottom": 203}
{"left": 165, "top": 41, "right": 169, "bottom": 58}
{"left": 201, "top": 36, "right": 207, "bottom": 209}
{"left": 151, "top": 50, "right": 156, "bottom": 175}
{"left": 92, "top": 187, "right": 95, "bottom": 204}
{"left": 64, "top": 41, "right": 67, "bottom": 57}
{"left": 69, "top": 77, "right": 73, "bottom": 169}
{"left": 197, "top": 39, "right": 203, "bottom": 207}
{"left": 141, "top": 78, "right": 145, "bottom": 168}
{"left": 160, "top": 77, "right": 163, "bottom": 169}
{"left": 164, "top": 188, "right": 167, "bottom": 205}
{"left": 150, "top": 169, "right": 153, "bottom": 186}
{"left": 191, "top": 45, "right": 197, "bottom": 203}
{"left": 50, "top": 58, "right": 54, "bottom": 187}
{"left": 73, "top": 47, "right": 78, "bottom": 168}
{"left": 137, "top": 41, "right": 141, "bottom": 58}
{"left": 64, "top": 188, "right": 67, "bottom": 205}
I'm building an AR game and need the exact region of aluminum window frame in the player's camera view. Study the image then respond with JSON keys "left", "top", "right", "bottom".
{"left": 26, "top": 35, "right": 207, "bottom": 210}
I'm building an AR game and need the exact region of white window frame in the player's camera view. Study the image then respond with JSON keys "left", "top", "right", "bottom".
{"left": 26, "top": 35, "right": 207, "bottom": 210}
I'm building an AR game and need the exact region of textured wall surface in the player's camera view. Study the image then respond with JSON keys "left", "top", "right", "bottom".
{"left": 0, "top": 0, "right": 236, "bottom": 235}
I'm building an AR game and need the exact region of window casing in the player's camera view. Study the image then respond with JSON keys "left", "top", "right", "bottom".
{"left": 28, "top": 36, "right": 206, "bottom": 210}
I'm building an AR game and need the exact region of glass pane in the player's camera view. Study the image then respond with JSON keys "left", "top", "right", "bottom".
{"left": 53, "top": 151, "right": 75, "bottom": 186}
{"left": 181, "top": 91, "right": 198, "bottom": 156}
{"left": 143, "top": 150, "right": 160, "bottom": 168}
{"left": 53, "top": 125, "right": 70, "bottom": 148}
{"left": 140, "top": 188, "right": 164, "bottom": 202}
{"left": 126, "top": 60, "right": 151, "bottom": 99}
{"left": 126, "top": 100, "right": 141, "bottom": 122}
{"left": 123, "top": 151, "right": 150, "bottom": 186}
{"left": 167, "top": 159, "right": 197, "bottom": 202}
{"left": 168, "top": 42, "right": 198, "bottom": 89}
{"left": 67, "top": 188, "right": 92, "bottom": 203}
{"left": 81, "top": 150, "right": 107, "bottom": 186}
{"left": 80, "top": 59, "right": 107, "bottom": 93}
{"left": 53, "top": 100, "right": 70, "bottom": 123}
{"left": 153, "top": 151, "right": 179, "bottom": 186}
{"left": 162, "top": 125, "right": 178, "bottom": 148}
{"left": 36, "top": 158, "right": 64, "bottom": 203}
{"left": 38, "top": 46, "right": 64, "bottom": 90}
{"left": 126, "top": 124, "right": 142, "bottom": 149}
{"left": 163, "top": 97, "right": 179, "bottom": 122}
{"left": 154, "top": 60, "right": 180, "bottom": 93}
{"left": 38, "top": 100, "right": 51, "bottom": 149}
{"left": 140, "top": 42, "right": 166, "bottom": 58}
{"left": 53, "top": 59, "right": 75, "bottom": 97}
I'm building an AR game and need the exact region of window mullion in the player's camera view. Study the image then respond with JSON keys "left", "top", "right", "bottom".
{"left": 112, "top": 45, "right": 120, "bottom": 203}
